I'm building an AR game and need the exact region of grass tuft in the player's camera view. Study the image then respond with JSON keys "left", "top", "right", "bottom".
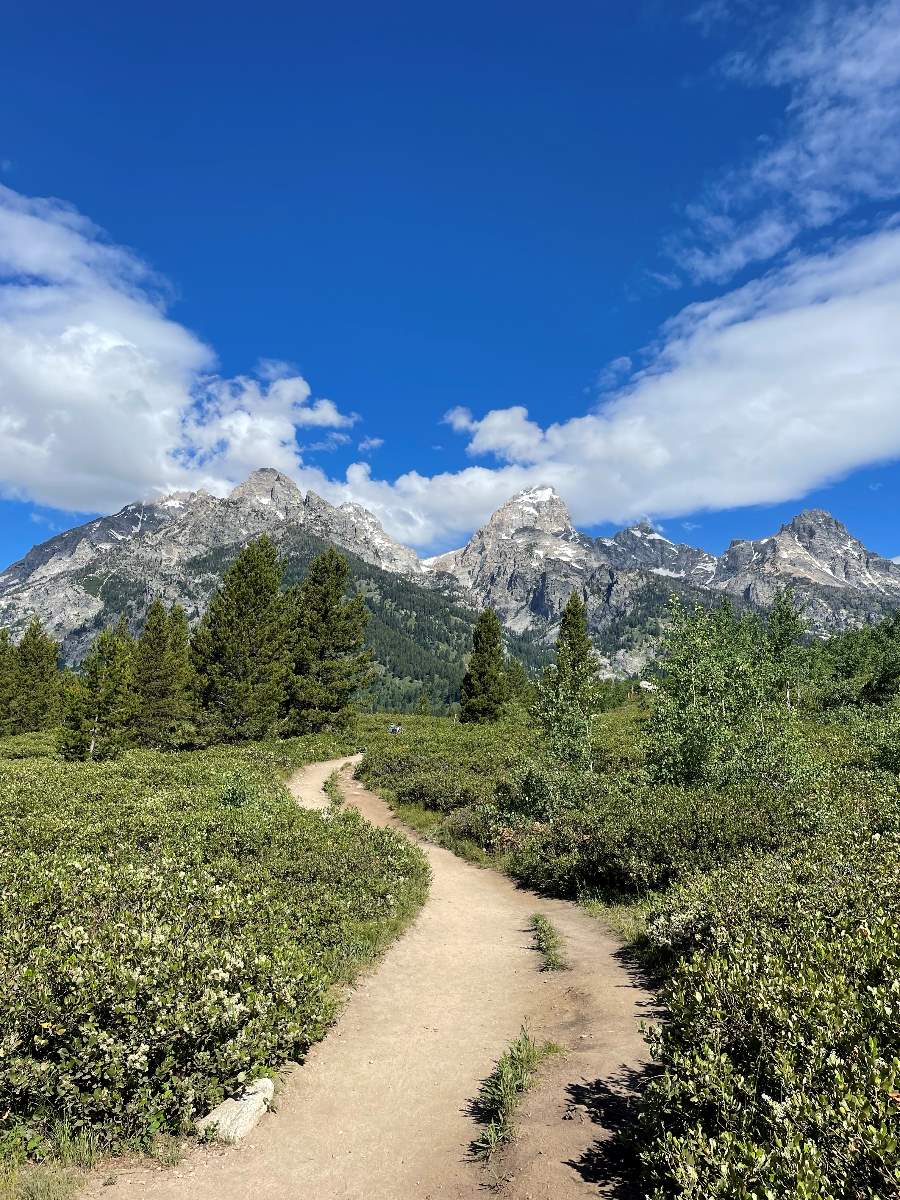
{"left": 469, "top": 1026, "right": 559, "bottom": 1159}
{"left": 529, "top": 913, "right": 568, "bottom": 971}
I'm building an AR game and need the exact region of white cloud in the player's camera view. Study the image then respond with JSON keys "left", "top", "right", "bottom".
{"left": 673, "top": 0, "right": 900, "bottom": 281}
{"left": 358, "top": 436, "right": 384, "bottom": 453}
{"left": 329, "top": 224, "right": 900, "bottom": 547}
{"left": 4, "top": 184, "right": 900, "bottom": 557}
{"left": 0, "top": 185, "right": 355, "bottom": 513}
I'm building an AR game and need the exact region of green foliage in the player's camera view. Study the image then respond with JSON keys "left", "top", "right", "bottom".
{"left": 192, "top": 537, "right": 290, "bottom": 742}
{"left": 645, "top": 593, "right": 814, "bottom": 787}
{"left": 58, "top": 620, "right": 134, "bottom": 761}
{"left": 469, "top": 1027, "right": 558, "bottom": 1159}
{"left": 528, "top": 914, "right": 568, "bottom": 971}
{"left": 0, "top": 631, "right": 15, "bottom": 738}
{"left": 283, "top": 548, "right": 372, "bottom": 733}
{"left": 7, "top": 620, "right": 60, "bottom": 735}
{"left": 639, "top": 827, "right": 900, "bottom": 1198}
{"left": 0, "top": 735, "right": 428, "bottom": 1161}
{"left": 460, "top": 609, "right": 507, "bottom": 724}
{"left": 534, "top": 591, "right": 603, "bottom": 771}
{"left": 131, "top": 601, "right": 197, "bottom": 749}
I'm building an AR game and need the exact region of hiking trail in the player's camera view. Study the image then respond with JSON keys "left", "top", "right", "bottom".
{"left": 84, "top": 756, "right": 652, "bottom": 1200}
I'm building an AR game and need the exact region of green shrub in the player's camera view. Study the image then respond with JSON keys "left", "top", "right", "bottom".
{"left": 638, "top": 830, "right": 900, "bottom": 1198}
{"left": 0, "top": 736, "right": 429, "bottom": 1161}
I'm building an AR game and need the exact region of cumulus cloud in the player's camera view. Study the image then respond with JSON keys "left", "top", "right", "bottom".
{"left": 357, "top": 436, "right": 384, "bottom": 453}
{"left": 0, "top": 185, "right": 355, "bottom": 513}
{"left": 330, "top": 224, "right": 900, "bottom": 547}
{"left": 4, "top": 183, "right": 900, "bottom": 556}
{"left": 672, "top": 0, "right": 900, "bottom": 281}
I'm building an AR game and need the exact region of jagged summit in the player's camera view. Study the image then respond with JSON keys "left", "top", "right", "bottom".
{"left": 229, "top": 467, "right": 304, "bottom": 511}
{"left": 483, "top": 484, "right": 574, "bottom": 538}
{"left": 2, "top": 470, "right": 900, "bottom": 672}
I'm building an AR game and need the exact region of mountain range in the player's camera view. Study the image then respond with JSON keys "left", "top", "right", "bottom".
{"left": 2, "top": 467, "right": 899, "bottom": 702}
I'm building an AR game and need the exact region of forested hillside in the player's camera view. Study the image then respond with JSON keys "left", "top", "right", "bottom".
{"left": 68, "top": 529, "right": 547, "bottom": 714}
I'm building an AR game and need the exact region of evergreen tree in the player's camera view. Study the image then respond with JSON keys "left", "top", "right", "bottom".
{"left": 534, "top": 591, "right": 600, "bottom": 768}
{"left": 132, "top": 598, "right": 170, "bottom": 746}
{"left": 78, "top": 622, "right": 135, "bottom": 758}
{"left": 460, "top": 608, "right": 507, "bottom": 723}
{"left": 10, "top": 618, "right": 60, "bottom": 732}
{"left": 166, "top": 604, "right": 198, "bottom": 744}
{"left": 193, "top": 536, "right": 289, "bottom": 742}
{"left": 555, "top": 591, "right": 597, "bottom": 692}
{"left": 504, "top": 657, "right": 535, "bottom": 709}
{"left": 57, "top": 672, "right": 93, "bottom": 760}
{"left": 283, "top": 548, "right": 372, "bottom": 732}
{"left": 131, "top": 600, "right": 197, "bottom": 747}
{"left": 0, "top": 628, "right": 15, "bottom": 737}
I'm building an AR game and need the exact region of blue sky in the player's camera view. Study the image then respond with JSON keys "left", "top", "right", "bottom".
{"left": 2, "top": 0, "right": 900, "bottom": 564}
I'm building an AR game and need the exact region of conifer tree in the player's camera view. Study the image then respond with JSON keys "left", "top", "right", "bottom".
{"left": 79, "top": 621, "right": 135, "bottom": 758}
{"left": 534, "top": 591, "right": 599, "bottom": 767}
{"left": 554, "top": 592, "right": 597, "bottom": 692}
{"left": 505, "top": 657, "right": 535, "bottom": 709}
{"left": 0, "top": 628, "right": 15, "bottom": 737}
{"left": 10, "top": 618, "right": 60, "bottom": 732}
{"left": 132, "top": 600, "right": 197, "bottom": 747}
{"left": 57, "top": 672, "right": 93, "bottom": 760}
{"left": 460, "top": 608, "right": 507, "bottom": 723}
{"left": 193, "top": 536, "right": 289, "bottom": 742}
{"left": 283, "top": 548, "right": 372, "bottom": 732}
{"left": 166, "top": 604, "right": 198, "bottom": 744}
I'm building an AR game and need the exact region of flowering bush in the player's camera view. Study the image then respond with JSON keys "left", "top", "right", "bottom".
{"left": 0, "top": 735, "right": 428, "bottom": 1160}
{"left": 639, "top": 825, "right": 900, "bottom": 1198}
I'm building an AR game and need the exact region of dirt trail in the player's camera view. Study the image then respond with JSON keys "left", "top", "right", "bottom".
{"left": 85, "top": 758, "right": 652, "bottom": 1200}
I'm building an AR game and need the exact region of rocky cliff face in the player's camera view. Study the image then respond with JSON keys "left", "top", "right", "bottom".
{"left": 425, "top": 487, "right": 599, "bottom": 631}
{"left": 423, "top": 487, "right": 900, "bottom": 663}
{"left": 0, "top": 468, "right": 420, "bottom": 658}
{"left": 2, "top": 472, "right": 899, "bottom": 670}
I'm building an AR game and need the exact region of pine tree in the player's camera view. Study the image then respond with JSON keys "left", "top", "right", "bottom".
{"left": 10, "top": 618, "right": 61, "bottom": 732}
{"left": 57, "top": 672, "right": 93, "bottom": 760}
{"left": 534, "top": 591, "right": 600, "bottom": 768}
{"left": 554, "top": 592, "right": 597, "bottom": 692}
{"left": 460, "top": 608, "right": 507, "bottom": 723}
{"left": 166, "top": 604, "right": 198, "bottom": 745}
{"left": 283, "top": 548, "right": 372, "bottom": 732}
{"left": 0, "top": 628, "right": 15, "bottom": 737}
{"left": 131, "top": 600, "right": 197, "bottom": 747}
{"left": 132, "top": 599, "right": 170, "bottom": 746}
{"left": 193, "top": 536, "right": 289, "bottom": 742}
{"left": 79, "top": 622, "right": 134, "bottom": 758}
{"left": 504, "top": 657, "right": 535, "bottom": 709}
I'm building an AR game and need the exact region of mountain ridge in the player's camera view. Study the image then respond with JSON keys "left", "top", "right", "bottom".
{"left": 3, "top": 471, "right": 899, "bottom": 682}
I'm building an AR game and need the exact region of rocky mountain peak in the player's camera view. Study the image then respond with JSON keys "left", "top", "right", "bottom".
{"left": 484, "top": 485, "right": 574, "bottom": 538}
{"left": 229, "top": 467, "right": 303, "bottom": 510}
{"left": 781, "top": 508, "right": 852, "bottom": 545}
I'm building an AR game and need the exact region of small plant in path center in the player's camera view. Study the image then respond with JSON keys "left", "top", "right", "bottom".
{"left": 469, "top": 1026, "right": 559, "bottom": 1159}
{"left": 529, "top": 913, "right": 569, "bottom": 971}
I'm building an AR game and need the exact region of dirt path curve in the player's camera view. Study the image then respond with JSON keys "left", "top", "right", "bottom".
{"left": 85, "top": 758, "right": 652, "bottom": 1200}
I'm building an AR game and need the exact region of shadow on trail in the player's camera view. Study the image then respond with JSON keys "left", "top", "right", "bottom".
{"left": 564, "top": 1062, "right": 659, "bottom": 1198}
{"left": 564, "top": 945, "right": 664, "bottom": 1198}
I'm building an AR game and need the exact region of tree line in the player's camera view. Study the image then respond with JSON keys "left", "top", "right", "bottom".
{"left": 0, "top": 537, "right": 371, "bottom": 758}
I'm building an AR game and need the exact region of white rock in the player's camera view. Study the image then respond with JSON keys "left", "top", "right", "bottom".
{"left": 197, "top": 1077, "right": 275, "bottom": 1142}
